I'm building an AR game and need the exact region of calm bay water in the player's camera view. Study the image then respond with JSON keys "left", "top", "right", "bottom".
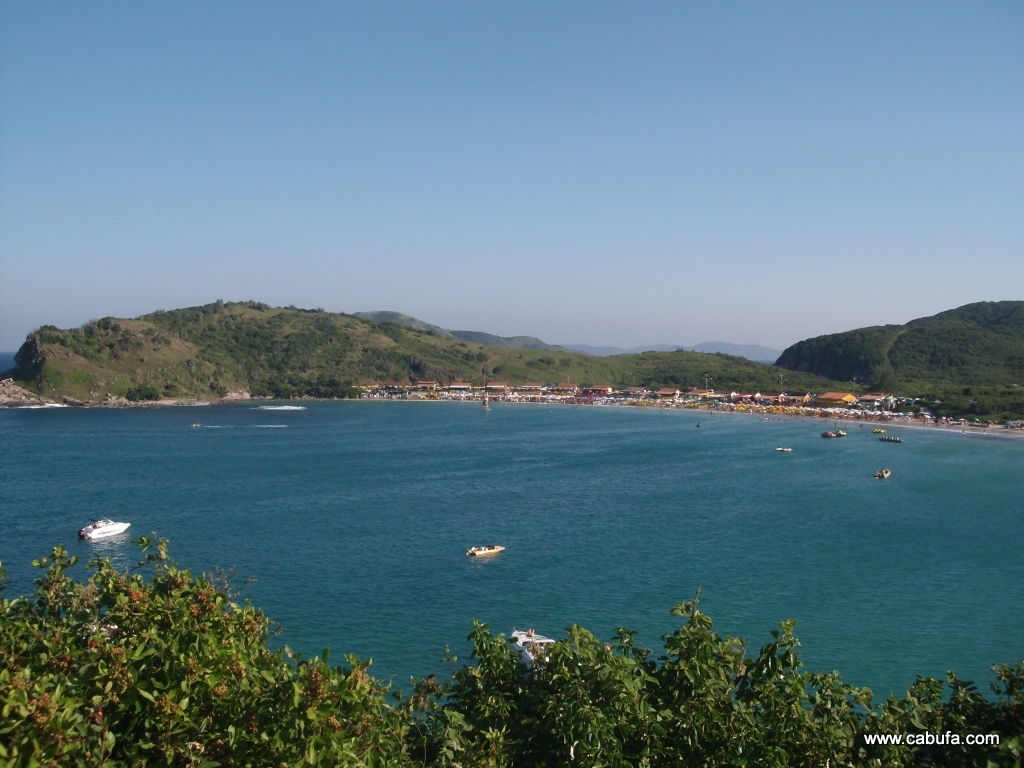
{"left": 1, "top": 401, "right": 1021, "bottom": 696}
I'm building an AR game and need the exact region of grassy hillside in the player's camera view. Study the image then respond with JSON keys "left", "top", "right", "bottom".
{"left": 3, "top": 301, "right": 843, "bottom": 403}
{"left": 776, "top": 301, "right": 1024, "bottom": 418}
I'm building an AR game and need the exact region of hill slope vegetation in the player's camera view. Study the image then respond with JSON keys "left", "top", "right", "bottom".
{"left": 776, "top": 301, "right": 1024, "bottom": 418}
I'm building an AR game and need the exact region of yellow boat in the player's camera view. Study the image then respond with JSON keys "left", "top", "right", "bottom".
{"left": 467, "top": 545, "right": 505, "bottom": 557}
{"left": 873, "top": 428, "right": 886, "bottom": 433}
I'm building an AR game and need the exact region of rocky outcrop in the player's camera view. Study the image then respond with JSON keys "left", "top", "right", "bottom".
{"left": 0, "top": 378, "right": 51, "bottom": 407}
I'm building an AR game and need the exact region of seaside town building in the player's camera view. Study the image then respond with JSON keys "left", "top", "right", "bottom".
{"left": 857, "top": 392, "right": 895, "bottom": 408}
{"left": 816, "top": 392, "right": 858, "bottom": 406}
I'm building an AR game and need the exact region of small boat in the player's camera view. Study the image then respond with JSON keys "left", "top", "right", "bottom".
{"left": 511, "top": 628, "right": 556, "bottom": 663}
{"left": 775, "top": 447, "right": 793, "bottom": 452}
{"left": 874, "top": 468, "right": 891, "bottom": 479}
{"left": 873, "top": 428, "right": 886, "bottom": 434}
{"left": 191, "top": 423, "right": 201, "bottom": 428}
{"left": 835, "top": 430, "right": 847, "bottom": 437}
{"left": 696, "top": 423, "right": 702, "bottom": 428}
{"left": 878, "top": 435, "right": 903, "bottom": 443}
{"left": 78, "top": 519, "right": 131, "bottom": 540}
{"left": 821, "top": 431, "right": 838, "bottom": 438}
{"left": 466, "top": 545, "right": 505, "bottom": 557}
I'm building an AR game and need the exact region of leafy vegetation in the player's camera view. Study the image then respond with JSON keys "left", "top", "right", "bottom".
{"left": 0, "top": 541, "right": 414, "bottom": 767}
{"left": 2, "top": 543, "right": 1022, "bottom": 767}
{"left": 3, "top": 302, "right": 845, "bottom": 404}
{"left": 126, "top": 385, "right": 161, "bottom": 402}
{"left": 777, "top": 302, "right": 1024, "bottom": 417}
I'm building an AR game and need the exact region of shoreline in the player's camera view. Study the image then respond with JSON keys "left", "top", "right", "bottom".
{"left": 688, "top": 402, "right": 1024, "bottom": 441}
{"left": 3, "top": 386, "right": 1023, "bottom": 440}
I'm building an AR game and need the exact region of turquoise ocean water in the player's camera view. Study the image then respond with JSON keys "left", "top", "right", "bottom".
{"left": 1, "top": 401, "right": 1021, "bottom": 697}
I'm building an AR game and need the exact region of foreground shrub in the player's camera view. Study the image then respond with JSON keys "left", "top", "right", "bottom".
{"left": 1, "top": 543, "right": 1021, "bottom": 767}
{"left": 427, "top": 599, "right": 1023, "bottom": 767}
{"left": 0, "top": 541, "right": 413, "bottom": 767}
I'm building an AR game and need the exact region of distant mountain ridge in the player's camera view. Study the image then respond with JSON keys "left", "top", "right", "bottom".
{"left": 353, "top": 311, "right": 563, "bottom": 351}
{"left": 355, "top": 311, "right": 780, "bottom": 363}
{"left": 562, "top": 342, "right": 782, "bottom": 364}
{"left": 351, "top": 311, "right": 454, "bottom": 338}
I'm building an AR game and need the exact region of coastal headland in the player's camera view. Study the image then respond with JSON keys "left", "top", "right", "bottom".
{"left": 3, "top": 299, "right": 1023, "bottom": 421}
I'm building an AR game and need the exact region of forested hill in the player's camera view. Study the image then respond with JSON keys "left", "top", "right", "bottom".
{"left": 3, "top": 301, "right": 840, "bottom": 403}
{"left": 776, "top": 301, "right": 1024, "bottom": 391}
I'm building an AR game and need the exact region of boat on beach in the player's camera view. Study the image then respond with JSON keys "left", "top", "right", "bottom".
{"left": 466, "top": 545, "right": 505, "bottom": 557}
{"left": 78, "top": 519, "right": 131, "bottom": 540}
{"left": 875, "top": 468, "right": 891, "bottom": 479}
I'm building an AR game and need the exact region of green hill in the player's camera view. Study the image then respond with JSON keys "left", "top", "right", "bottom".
{"left": 776, "top": 301, "right": 1024, "bottom": 418}
{"left": 3, "top": 301, "right": 842, "bottom": 403}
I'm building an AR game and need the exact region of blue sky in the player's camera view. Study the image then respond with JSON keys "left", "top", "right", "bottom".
{"left": 1, "top": 2, "right": 1022, "bottom": 351}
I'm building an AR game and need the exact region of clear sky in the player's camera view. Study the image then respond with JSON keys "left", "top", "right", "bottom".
{"left": 1, "top": 2, "right": 1022, "bottom": 351}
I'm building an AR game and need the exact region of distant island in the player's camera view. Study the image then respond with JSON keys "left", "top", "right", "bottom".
{"left": 2, "top": 300, "right": 1022, "bottom": 419}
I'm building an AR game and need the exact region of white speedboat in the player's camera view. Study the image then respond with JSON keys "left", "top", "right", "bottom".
{"left": 511, "top": 629, "right": 556, "bottom": 663}
{"left": 78, "top": 519, "right": 131, "bottom": 540}
{"left": 466, "top": 545, "right": 505, "bottom": 557}
{"left": 775, "top": 447, "right": 793, "bottom": 452}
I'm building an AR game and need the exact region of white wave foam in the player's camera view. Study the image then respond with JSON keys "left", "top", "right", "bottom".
{"left": 256, "top": 405, "right": 307, "bottom": 411}
{"left": 22, "top": 403, "right": 69, "bottom": 409}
